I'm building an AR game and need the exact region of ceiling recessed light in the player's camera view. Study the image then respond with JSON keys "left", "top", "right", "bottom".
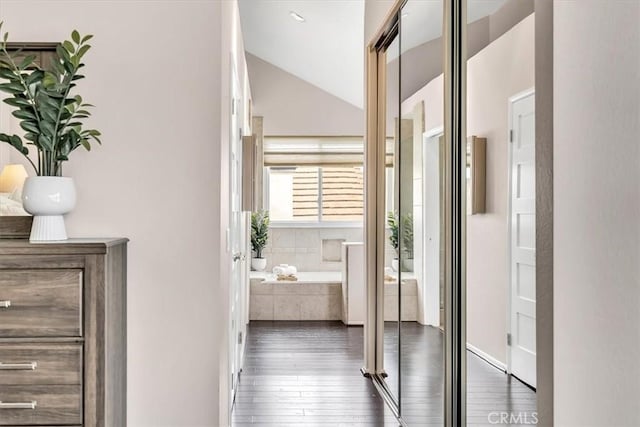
{"left": 290, "top": 11, "right": 306, "bottom": 23}
{"left": 402, "top": 12, "right": 409, "bottom": 18}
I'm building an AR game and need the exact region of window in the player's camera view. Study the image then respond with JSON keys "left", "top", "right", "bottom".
{"left": 266, "top": 166, "right": 364, "bottom": 224}
{"left": 268, "top": 167, "right": 319, "bottom": 222}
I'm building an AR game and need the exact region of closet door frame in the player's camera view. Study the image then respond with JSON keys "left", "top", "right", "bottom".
{"left": 363, "top": 1, "right": 467, "bottom": 425}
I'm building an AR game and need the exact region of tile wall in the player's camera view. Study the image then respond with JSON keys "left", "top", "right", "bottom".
{"left": 260, "top": 227, "right": 363, "bottom": 272}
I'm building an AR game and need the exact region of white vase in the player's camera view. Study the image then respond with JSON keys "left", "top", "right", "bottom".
{"left": 22, "top": 176, "right": 76, "bottom": 242}
{"left": 251, "top": 258, "right": 267, "bottom": 272}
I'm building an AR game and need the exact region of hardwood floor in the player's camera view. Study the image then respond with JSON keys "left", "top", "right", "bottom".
{"left": 232, "top": 321, "right": 536, "bottom": 426}
{"left": 232, "top": 321, "right": 399, "bottom": 426}
{"left": 386, "top": 323, "right": 537, "bottom": 426}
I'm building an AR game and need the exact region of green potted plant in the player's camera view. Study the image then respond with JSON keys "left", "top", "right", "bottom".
{"left": 401, "top": 212, "right": 414, "bottom": 271}
{"left": 387, "top": 211, "right": 414, "bottom": 272}
{"left": 0, "top": 24, "right": 101, "bottom": 241}
{"left": 387, "top": 211, "right": 400, "bottom": 271}
{"left": 251, "top": 210, "right": 270, "bottom": 271}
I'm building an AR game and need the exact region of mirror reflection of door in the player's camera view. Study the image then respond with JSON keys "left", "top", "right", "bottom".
{"left": 373, "top": 1, "right": 448, "bottom": 421}
{"left": 465, "top": 1, "right": 537, "bottom": 424}
{"left": 382, "top": 30, "right": 400, "bottom": 404}
{"left": 398, "top": 0, "right": 446, "bottom": 424}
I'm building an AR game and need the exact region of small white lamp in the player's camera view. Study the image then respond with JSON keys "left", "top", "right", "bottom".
{"left": 0, "top": 164, "right": 29, "bottom": 193}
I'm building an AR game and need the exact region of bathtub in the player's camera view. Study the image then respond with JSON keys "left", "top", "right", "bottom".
{"left": 249, "top": 271, "right": 342, "bottom": 321}
{"left": 248, "top": 271, "right": 418, "bottom": 322}
{"left": 250, "top": 271, "right": 342, "bottom": 284}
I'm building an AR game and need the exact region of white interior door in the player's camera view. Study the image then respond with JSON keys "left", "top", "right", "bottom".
{"left": 229, "top": 67, "right": 245, "bottom": 406}
{"left": 509, "top": 91, "right": 536, "bottom": 388}
{"left": 422, "top": 130, "right": 443, "bottom": 327}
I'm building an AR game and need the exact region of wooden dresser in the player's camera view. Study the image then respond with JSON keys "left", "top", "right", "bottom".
{"left": 0, "top": 239, "right": 127, "bottom": 427}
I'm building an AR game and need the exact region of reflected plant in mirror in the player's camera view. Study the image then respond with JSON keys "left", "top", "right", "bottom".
{"left": 387, "top": 211, "right": 414, "bottom": 272}
{"left": 387, "top": 210, "right": 400, "bottom": 271}
{"left": 401, "top": 212, "right": 413, "bottom": 271}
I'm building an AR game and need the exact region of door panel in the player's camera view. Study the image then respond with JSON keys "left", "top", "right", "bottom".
{"left": 230, "top": 66, "right": 245, "bottom": 406}
{"left": 382, "top": 31, "right": 400, "bottom": 405}
{"left": 465, "top": 2, "right": 538, "bottom": 423}
{"left": 510, "top": 92, "right": 536, "bottom": 388}
{"left": 398, "top": 0, "right": 446, "bottom": 424}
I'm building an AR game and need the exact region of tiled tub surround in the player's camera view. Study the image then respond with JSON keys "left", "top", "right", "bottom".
{"left": 250, "top": 272, "right": 343, "bottom": 321}
{"left": 261, "top": 227, "right": 363, "bottom": 272}
{"left": 249, "top": 271, "right": 419, "bottom": 322}
{"left": 384, "top": 273, "right": 419, "bottom": 321}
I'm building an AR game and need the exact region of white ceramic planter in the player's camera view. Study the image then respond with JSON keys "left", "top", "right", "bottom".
{"left": 251, "top": 258, "right": 267, "bottom": 272}
{"left": 22, "top": 176, "right": 76, "bottom": 242}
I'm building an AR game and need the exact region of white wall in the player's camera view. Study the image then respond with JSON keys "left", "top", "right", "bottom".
{"left": 402, "top": 15, "right": 534, "bottom": 363}
{"left": 0, "top": 1, "right": 248, "bottom": 425}
{"left": 466, "top": 14, "right": 534, "bottom": 364}
{"left": 554, "top": 1, "right": 640, "bottom": 425}
{"left": 247, "top": 53, "right": 364, "bottom": 136}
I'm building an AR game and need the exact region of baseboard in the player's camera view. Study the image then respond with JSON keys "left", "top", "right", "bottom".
{"left": 466, "top": 342, "right": 507, "bottom": 373}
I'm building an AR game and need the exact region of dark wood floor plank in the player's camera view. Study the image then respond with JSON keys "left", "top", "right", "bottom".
{"left": 232, "top": 321, "right": 536, "bottom": 426}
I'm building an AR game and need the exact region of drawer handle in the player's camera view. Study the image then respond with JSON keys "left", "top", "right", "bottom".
{"left": 0, "top": 361, "right": 37, "bottom": 370}
{"left": 0, "top": 401, "right": 37, "bottom": 409}
{"left": 0, "top": 300, "right": 10, "bottom": 308}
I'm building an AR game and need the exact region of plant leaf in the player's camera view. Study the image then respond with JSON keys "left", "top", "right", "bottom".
{"left": 76, "top": 44, "right": 91, "bottom": 59}
{"left": 0, "top": 82, "right": 24, "bottom": 94}
{"left": 56, "top": 44, "right": 71, "bottom": 63}
{"left": 5, "top": 134, "right": 28, "bottom": 155}
{"left": 18, "top": 54, "right": 36, "bottom": 70}
{"left": 40, "top": 120, "right": 55, "bottom": 137}
{"left": 4, "top": 97, "right": 31, "bottom": 108}
{"left": 71, "top": 30, "right": 80, "bottom": 44}
{"left": 40, "top": 106, "right": 57, "bottom": 123}
{"left": 12, "top": 109, "right": 36, "bottom": 120}
{"left": 19, "top": 120, "right": 39, "bottom": 134}
{"left": 81, "top": 34, "right": 93, "bottom": 44}
{"left": 24, "top": 132, "right": 38, "bottom": 142}
{"left": 62, "top": 59, "right": 74, "bottom": 73}
{"left": 63, "top": 40, "right": 75, "bottom": 53}
{"left": 37, "top": 134, "right": 54, "bottom": 151}
{"left": 42, "top": 71, "right": 58, "bottom": 88}
{"left": 25, "top": 69, "right": 44, "bottom": 85}
{"left": 0, "top": 67, "right": 17, "bottom": 80}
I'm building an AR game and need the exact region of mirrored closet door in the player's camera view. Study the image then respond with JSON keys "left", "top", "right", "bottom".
{"left": 367, "top": 0, "right": 548, "bottom": 425}
{"left": 464, "top": 1, "right": 538, "bottom": 424}
{"left": 366, "top": 0, "right": 446, "bottom": 424}
{"left": 398, "top": 0, "right": 446, "bottom": 425}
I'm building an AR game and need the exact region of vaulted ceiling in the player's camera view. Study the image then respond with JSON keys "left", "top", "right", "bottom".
{"left": 238, "top": 0, "right": 365, "bottom": 108}
{"left": 239, "top": 0, "right": 508, "bottom": 109}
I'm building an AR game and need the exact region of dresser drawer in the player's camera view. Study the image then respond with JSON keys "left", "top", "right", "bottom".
{"left": 0, "top": 385, "right": 82, "bottom": 425}
{"left": 0, "top": 344, "right": 81, "bottom": 386}
{"left": 0, "top": 270, "right": 82, "bottom": 337}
